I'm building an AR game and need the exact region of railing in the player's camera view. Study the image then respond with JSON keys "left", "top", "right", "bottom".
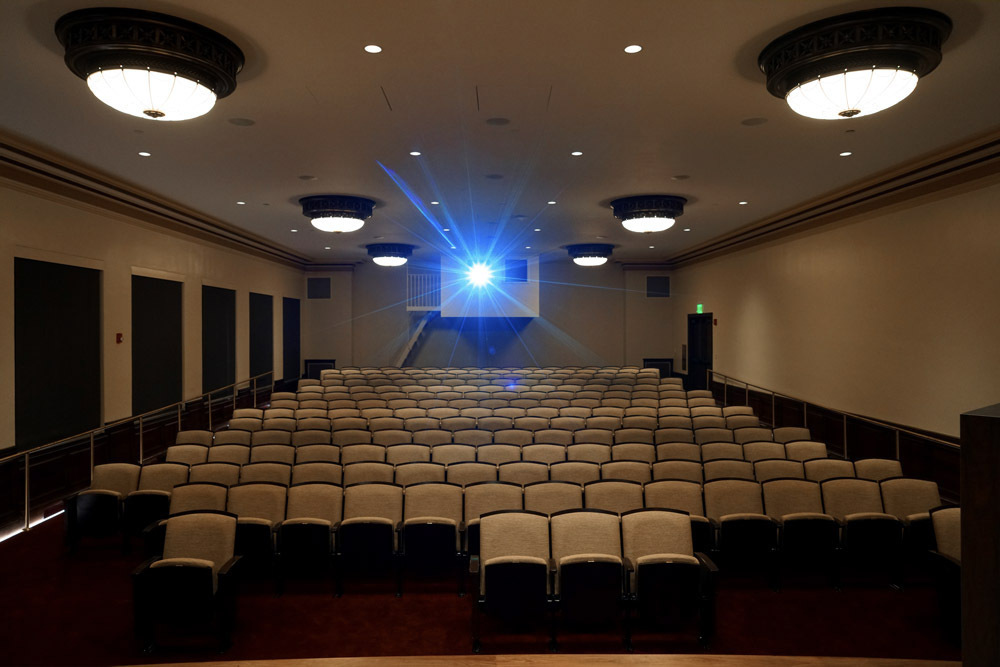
{"left": 0, "top": 371, "right": 278, "bottom": 540}
{"left": 393, "top": 311, "right": 438, "bottom": 367}
{"left": 707, "top": 369, "right": 961, "bottom": 502}
{"left": 406, "top": 271, "right": 441, "bottom": 311}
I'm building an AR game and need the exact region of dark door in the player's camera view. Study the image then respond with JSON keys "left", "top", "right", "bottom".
{"left": 132, "top": 275, "right": 182, "bottom": 415}
{"left": 282, "top": 297, "right": 301, "bottom": 381}
{"left": 687, "top": 313, "right": 713, "bottom": 390}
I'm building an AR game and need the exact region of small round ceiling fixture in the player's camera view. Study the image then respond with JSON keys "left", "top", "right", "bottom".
{"left": 567, "top": 243, "right": 614, "bottom": 267}
{"left": 299, "top": 195, "right": 375, "bottom": 233}
{"left": 610, "top": 195, "right": 687, "bottom": 233}
{"left": 55, "top": 8, "right": 244, "bottom": 121}
{"left": 758, "top": 7, "right": 951, "bottom": 120}
{"left": 367, "top": 243, "right": 414, "bottom": 267}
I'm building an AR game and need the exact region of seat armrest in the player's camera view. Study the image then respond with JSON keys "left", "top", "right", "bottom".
{"left": 696, "top": 552, "right": 719, "bottom": 573}
{"left": 131, "top": 556, "right": 158, "bottom": 577}
{"left": 218, "top": 555, "right": 243, "bottom": 577}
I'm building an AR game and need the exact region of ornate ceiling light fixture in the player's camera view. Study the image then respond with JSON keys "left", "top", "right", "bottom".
{"left": 758, "top": 7, "right": 951, "bottom": 120}
{"left": 566, "top": 243, "right": 614, "bottom": 267}
{"left": 367, "top": 243, "right": 414, "bottom": 267}
{"left": 55, "top": 8, "right": 244, "bottom": 121}
{"left": 611, "top": 195, "right": 687, "bottom": 233}
{"left": 299, "top": 195, "right": 375, "bottom": 233}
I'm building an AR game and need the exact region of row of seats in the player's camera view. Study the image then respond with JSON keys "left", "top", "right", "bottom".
{"left": 256, "top": 405, "right": 752, "bottom": 419}
{"left": 276, "top": 395, "right": 721, "bottom": 410}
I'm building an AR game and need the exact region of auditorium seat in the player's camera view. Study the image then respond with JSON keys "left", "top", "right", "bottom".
{"left": 854, "top": 458, "right": 904, "bottom": 481}
{"left": 239, "top": 462, "right": 292, "bottom": 486}
{"left": 340, "top": 444, "right": 386, "bottom": 465}
{"left": 602, "top": 461, "right": 652, "bottom": 484}
{"left": 762, "top": 479, "right": 838, "bottom": 585}
{"left": 65, "top": 462, "right": 141, "bottom": 549}
{"left": 652, "top": 460, "right": 703, "bottom": 484}
{"left": 463, "top": 482, "right": 523, "bottom": 556}
{"left": 584, "top": 480, "right": 643, "bottom": 515}
{"left": 772, "top": 427, "right": 812, "bottom": 444}
{"left": 753, "top": 459, "right": 805, "bottom": 482}
{"left": 250, "top": 445, "right": 295, "bottom": 465}
{"left": 498, "top": 461, "right": 549, "bottom": 486}
{"left": 291, "top": 462, "right": 342, "bottom": 485}
{"left": 821, "top": 478, "right": 903, "bottom": 583}
{"left": 880, "top": 477, "right": 942, "bottom": 551}
{"left": 784, "top": 440, "right": 828, "bottom": 462}
{"left": 342, "top": 461, "right": 394, "bottom": 485}
{"left": 701, "top": 443, "right": 744, "bottom": 462}
{"left": 123, "top": 463, "right": 190, "bottom": 539}
{"left": 176, "top": 430, "right": 214, "bottom": 446}
{"left": 276, "top": 482, "right": 342, "bottom": 593}
{"left": 400, "top": 482, "right": 465, "bottom": 593}
{"left": 704, "top": 479, "right": 777, "bottom": 574}
{"left": 643, "top": 480, "right": 712, "bottom": 553}
{"left": 804, "top": 458, "right": 855, "bottom": 482}
{"left": 412, "top": 429, "right": 452, "bottom": 446}
{"left": 447, "top": 462, "right": 498, "bottom": 487}
{"left": 394, "top": 462, "right": 446, "bottom": 487}
{"left": 549, "top": 461, "right": 601, "bottom": 485}
{"left": 166, "top": 444, "right": 209, "bottom": 465}
{"left": 733, "top": 427, "right": 773, "bottom": 444}
{"left": 189, "top": 463, "right": 241, "bottom": 487}
{"left": 477, "top": 444, "right": 522, "bottom": 465}
{"left": 337, "top": 482, "right": 404, "bottom": 594}
{"left": 522, "top": 444, "right": 566, "bottom": 465}
{"left": 742, "top": 441, "right": 786, "bottom": 463}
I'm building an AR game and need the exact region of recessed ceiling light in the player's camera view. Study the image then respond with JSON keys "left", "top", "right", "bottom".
{"left": 364, "top": 45, "right": 382, "bottom": 53}
{"left": 409, "top": 151, "right": 421, "bottom": 156}
{"left": 534, "top": 228, "right": 541, "bottom": 232}
{"left": 324, "top": 246, "right": 331, "bottom": 250}
{"left": 739, "top": 201, "right": 748, "bottom": 205}
{"left": 683, "top": 228, "right": 691, "bottom": 232}
{"left": 450, "top": 245, "right": 456, "bottom": 249}
{"left": 236, "top": 201, "right": 246, "bottom": 205}
{"left": 290, "top": 229, "right": 298, "bottom": 232}
{"left": 228, "top": 117, "right": 255, "bottom": 126}
{"left": 547, "top": 200, "right": 557, "bottom": 205}
{"left": 430, "top": 201, "right": 439, "bottom": 205}
{"left": 137, "top": 151, "right": 151, "bottom": 157}
{"left": 525, "top": 246, "right": 531, "bottom": 249}
{"left": 570, "top": 151, "right": 583, "bottom": 156}
{"left": 840, "top": 151, "right": 853, "bottom": 157}
{"left": 624, "top": 45, "right": 643, "bottom": 54}
{"left": 648, "top": 245, "right": 655, "bottom": 249}
{"left": 442, "top": 228, "right": 451, "bottom": 232}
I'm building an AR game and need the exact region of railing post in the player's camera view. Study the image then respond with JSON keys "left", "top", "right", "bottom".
{"left": 803, "top": 401, "right": 808, "bottom": 428}
{"left": 843, "top": 414, "right": 849, "bottom": 459}
{"left": 207, "top": 394, "right": 213, "bottom": 432}
{"left": 723, "top": 378, "right": 728, "bottom": 406}
{"left": 177, "top": 403, "right": 182, "bottom": 430}
{"left": 895, "top": 429, "right": 900, "bottom": 460}
{"left": 23, "top": 452, "right": 30, "bottom": 532}
{"left": 771, "top": 391, "right": 776, "bottom": 426}
{"left": 745, "top": 381, "right": 750, "bottom": 407}
{"left": 253, "top": 376, "right": 257, "bottom": 406}
{"left": 233, "top": 384, "right": 238, "bottom": 411}
{"left": 138, "top": 415, "right": 144, "bottom": 465}
{"left": 89, "top": 432, "right": 95, "bottom": 483}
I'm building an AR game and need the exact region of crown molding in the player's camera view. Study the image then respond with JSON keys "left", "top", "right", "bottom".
{"left": 666, "top": 128, "right": 1000, "bottom": 268}
{"left": 0, "top": 132, "right": 312, "bottom": 270}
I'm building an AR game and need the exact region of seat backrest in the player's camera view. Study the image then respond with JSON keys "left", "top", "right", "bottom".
{"left": 722, "top": 406, "right": 754, "bottom": 417}
{"left": 566, "top": 444, "right": 612, "bottom": 464}
{"left": 168, "top": 482, "right": 228, "bottom": 514}
{"left": 214, "top": 430, "right": 252, "bottom": 446}
{"left": 226, "top": 482, "right": 287, "bottom": 526}
{"left": 614, "top": 428, "right": 654, "bottom": 445}
{"left": 733, "top": 426, "right": 772, "bottom": 444}
{"left": 394, "top": 462, "right": 446, "bottom": 487}
{"left": 804, "top": 458, "right": 856, "bottom": 482}
{"left": 412, "top": 429, "right": 453, "bottom": 446}
{"left": 692, "top": 415, "right": 726, "bottom": 429}
{"left": 586, "top": 416, "right": 621, "bottom": 431}
{"left": 285, "top": 482, "right": 343, "bottom": 524}
{"left": 880, "top": 478, "right": 941, "bottom": 520}
{"left": 464, "top": 482, "right": 523, "bottom": 523}
{"left": 521, "top": 444, "right": 566, "bottom": 465}
{"left": 447, "top": 462, "right": 498, "bottom": 486}
{"left": 644, "top": 480, "right": 704, "bottom": 517}
{"left": 651, "top": 460, "right": 703, "bottom": 484}
{"left": 727, "top": 416, "right": 762, "bottom": 430}
{"left": 403, "top": 417, "right": 438, "bottom": 432}
{"left": 931, "top": 507, "right": 961, "bottom": 562}
{"left": 754, "top": 459, "right": 805, "bottom": 482}
{"left": 480, "top": 511, "right": 549, "bottom": 565}
{"left": 291, "top": 430, "right": 332, "bottom": 447}
{"left": 762, "top": 479, "right": 824, "bottom": 518}
{"left": 403, "top": 482, "right": 463, "bottom": 524}
{"left": 440, "top": 416, "right": 477, "bottom": 432}
{"left": 166, "top": 444, "right": 209, "bottom": 466}
{"left": 385, "top": 444, "right": 431, "bottom": 465}
{"left": 855, "top": 458, "right": 904, "bottom": 481}
{"left": 550, "top": 509, "right": 622, "bottom": 564}
{"left": 703, "top": 459, "right": 755, "bottom": 481}
{"left": 250, "top": 444, "right": 295, "bottom": 465}
{"left": 431, "top": 444, "right": 477, "bottom": 465}
{"left": 295, "top": 444, "right": 340, "bottom": 464}
{"left": 498, "top": 461, "right": 549, "bottom": 486}
{"left": 655, "top": 442, "right": 701, "bottom": 462}
{"left": 772, "top": 427, "right": 812, "bottom": 444}
{"left": 452, "top": 429, "right": 494, "bottom": 446}
{"left": 743, "top": 441, "right": 786, "bottom": 463}
{"left": 785, "top": 441, "right": 829, "bottom": 462}
{"left": 340, "top": 444, "right": 386, "bottom": 464}
{"left": 574, "top": 428, "right": 614, "bottom": 445}
{"left": 297, "top": 417, "right": 331, "bottom": 432}
{"left": 188, "top": 463, "right": 240, "bottom": 487}
{"left": 161, "top": 511, "right": 236, "bottom": 573}
{"left": 549, "top": 461, "right": 601, "bottom": 485}
{"left": 602, "top": 461, "right": 651, "bottom": 484}
{"left": 493, "top": 429, "right": 533, "bottom": 447}
{"left": 622, "top": 509, "right": 694, "bottom": 567}
{"left": 291, "top": 462, "right": 342, "bottom": 485}
{"left": 534, "top": 429, "right": 573, "bottom": 446}
{"left": 514, "top": 416, "right": 549, "bottom": 432}
{"left": 261, "top": 418, "right": 296, "bottom": 433}
{"left": 701, "top": 442, "right": 744, "bottom": 462}
{"left": 137, "top": 463, "right": 189, "bottom": 492}
{"left": 821, "top": 478, "right": 884, "bottom": 520}
{"left": 524, "top": 481, "right": 584, "bottom": 515}
{"left": 91, "top": 463, "right": 141, "bottom": 496}
{"left": 655, "top": 428, "right": 695, "bottom": 444}
{"left": 343, "top": 483, "right": 403, "bottom": 524}
{"left": 176, "top": 430, "right": 213, "bottom": 446}
{"left": 695, "top": 427, "right": 734, "bottom": 444}
{"left": 208, "top": 445, "right": 250, "bottom": 465}
{"left": 703, "top": 479, "right": 764, "bottom": 521}
{"left": 252, "top": 429, "right": 292, "bottom": 446}
{"left": 526, "top": 407, "right": 559, "bottom": 419}
{"left": 583, "top": 480, "right": 644, "bottom": 514}
{"left": 478, "top": 444, "right": 522, "bottom": 465}
{"left": 228, "top": 418, "right": 262, "bottom": 433}
{"left": 551, "top": 416, "right": 586, "bottom": 432}
{"left": 342, "top": 461, "right": 394, "bottom": 485}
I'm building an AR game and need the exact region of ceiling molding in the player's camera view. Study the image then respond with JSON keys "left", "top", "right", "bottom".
{"left": 303, "top": 263, "right": 356, "bottom": 272}
{"left": 0, "top": 132, "right": 312, "bottom": 270}
{"left": 665, "top": 128, "right": 1000, "bottom": 268}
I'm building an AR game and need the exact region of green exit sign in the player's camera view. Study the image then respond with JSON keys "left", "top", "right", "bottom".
{"left": 696, "top": 303, "right": 704, "bottom": 314}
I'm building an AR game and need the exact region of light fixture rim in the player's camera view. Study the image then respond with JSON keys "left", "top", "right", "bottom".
{"left": 610, "top": 195, "right": 687, "bottom": 222}
{"left": 300, "top": 195, "right": 376, "bottom": 224}
{"left": 758, "top": 6, "right": 952, "bottom": 100}
{"left": 366, "top": 242, "right": 415, "bottom": 260}
{"left": 55, "top": 7, "right": 245, "bottom": 98}
{"left": 566, "top": 243, "right": 615, "bottom": 259}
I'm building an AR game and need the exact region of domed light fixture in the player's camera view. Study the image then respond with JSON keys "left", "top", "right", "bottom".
{"left": 567, "top": 243, "right": 614, "bottom": 267}
{"left": 55, "top": 8, "right": 244, "bottom": 121}
{"left": 299, "top": 195, "right": 376, "bottom": 233}
{"left": 758, "top": 7, "right": 951, "bottom": 120}
{"left": 611, "top": 195, "right": 687, "bottom": 233}
{"left": 367, "top": 243, "right": 414, "bottom": 267}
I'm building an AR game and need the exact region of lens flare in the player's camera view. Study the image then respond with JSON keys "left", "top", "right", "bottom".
{"left": 467, "top": 263, "right": 493, "bottom": 287}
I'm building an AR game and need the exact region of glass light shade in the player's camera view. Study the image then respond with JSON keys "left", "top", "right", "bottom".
{"left": 372, "top": 256, "right": 407, "bottom": 267}
{"left": 310, "top": 216, "right": 365, "bottom": 233}
{"left": 573, "top": 256, "right": 608, "bottom": 267}
{"left": 86, "top": 68, "right": 217, "bottom": 121}
{"left": 786, "top": 68, "right": 918, "bottom": 120}
{"left": 621, "top": 216, "right": 675, "bottom": 233}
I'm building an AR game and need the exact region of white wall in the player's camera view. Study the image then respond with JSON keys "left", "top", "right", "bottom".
{"left": 0, "top": 180, "right": 305, "bottom": 450}
{"left": 672, "top": 173, "right": 1000, "bottom": 437}
{"left": 301, "top": 271, "right": 354, "bottom": 369}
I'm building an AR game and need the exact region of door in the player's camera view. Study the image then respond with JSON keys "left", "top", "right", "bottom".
{"left": 687, "top": 313, "right": 713, "bottom": 390}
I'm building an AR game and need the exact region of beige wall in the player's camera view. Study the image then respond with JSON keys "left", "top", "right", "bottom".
{"left": 0, "top": 180, "right": 305, "bottom": 450}
{"left": 672, "top": 174, "right": 1000, "bottom": 437}
{"left": 624, "top": 268, "right": 673, "bottom": 368}
{"left": 301, "top": 271, "right": 354, "bottom": 369}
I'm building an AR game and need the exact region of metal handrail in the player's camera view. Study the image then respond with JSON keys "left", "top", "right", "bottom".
{"left": 707, "top": 369, "right": 959, "bottom": 451}
{"left": 1, "top": 371, "right": 276, "bottom": 535}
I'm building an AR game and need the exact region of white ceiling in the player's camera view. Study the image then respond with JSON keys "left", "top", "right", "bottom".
{"left": 3, "top": 0, "right": 1000, "bottom": 266}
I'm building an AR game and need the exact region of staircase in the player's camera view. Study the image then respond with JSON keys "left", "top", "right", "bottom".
{"left": 394, "top": 310, "right": 437, "bottom": 367}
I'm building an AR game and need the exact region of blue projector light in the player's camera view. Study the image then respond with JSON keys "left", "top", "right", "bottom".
{"left": 466, "top": 262, "right": 494, "bottom": 287}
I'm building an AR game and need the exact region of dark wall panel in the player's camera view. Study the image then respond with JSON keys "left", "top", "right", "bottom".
{"left": 282, "top": 297, "right": 301, "bottom": 380}
{"left": 15, "top": 258, "right": 101, "bottom": 448}
{"left": 249, "top": 292, "right": 273, "bottom": 378}
{"left": 202, "top": 285, "right": 236, "bottom": 393}
{"left": 131, "top": 275, "right": 182, "bottom": 415}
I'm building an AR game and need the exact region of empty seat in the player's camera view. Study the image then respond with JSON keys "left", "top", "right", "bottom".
{"left": 754, "top": 459, "right": 805, "bottom": 482}
{"left": 804, "top": 458, "right": 855, "bottom": 482}
{"left": 188, "top": 463, "right": 241, "bottom": 487}
{"left": 441, "top": 417, "right": 477, "bottom": 432}
{"left": 574, "top": 428, "right": 614, "bottom": 445}
{"left": 477, "top": 444, "right": 522, "bottom": 465}
{"left": 276, "top": 483, "right": 343, "bottom": 591}
{"left": 262, "top": 417, "right": 296, "bottom": 433}
{"left": 524, "top": 481, "right": 583, "bottom": 516}
{"left": 412, "top": 429, "right": 453, "bottom": 446}
{"left": 447, "top": 462, "right": 498, "bottom": 487}
{"left": 228, "top": 418, "right": 262, "bottom": 432}
{"left": 340, "top": 444, "right": 386, "bottom": 465}
{"left": 522, "top": 444, "right": 567, "bottom": 465}
{"left": 762, "top": 479, "right": 838, "bottom": 582}
{"left": 602, "top": 461, "right": 652, "bottom": 484}
{"left": 656, "top": 442, "right": 701, "bottom": 462}
{"left": 498, "top": 461, "right": 549, "bottom": 486}
{"left": 733, "top": 427, "right": 773, "bottom": 444}
{"left": 250, "top": 444, "right": 296, "bottom": 465}
{"left": 784, "top": 441, "right": 828, "bottom": 462}
{"left": 291, "top": 462, "right": 343, "bottom": 485}
{"left": 722, "top": 406, "right": 754, "bottom": 417}
{"left": 583, "top": 480, "right": 643, "bottom": 515}
{"left": 124, "top": 463, "right": 191, "bottom": 536}
{"left": 394, "top": 462, "right": 446, "bottom": 487}
{"left": 743, "top": 441, "right": 786, "bottom": 463}
{"left": 176, "top": 430, "right": 213, "bottom": 446}
{"left": 643, "top": 480, "right": 712, "bottom": 552}
{"left": 214, "top": 430, "right": 252, "bottom": 446}
{"left": 701, "top": 443, "right": 744, "bottom": 462}
{"left": 400, "top": 483, "right": 465, "bottom": 592}
{"left": 534, "top": 429, "right": 574, "bottom": 446}
{"left": 208, "top": 445, "right": 251, "bottom": 466}
{"left": 252, "top": 430, "right": 292, "bottom": 446}
{"left": 692, "top": 416, "right": 726, "bottom": 430}
{"left": 453, "top": 429, "right": 494, "bottom": 446}
{"left": 295, "top": 444, "right": 340, "bottom": 464}
{"left": 403, "top": 417, "right": 438, "bottom": 432}
{"left": 342, "top": 461, "right": 394, "bottom": 485}
{"left": 855, "top": 458, "right": 904, "bottom": 481}
{"left": 227, "top": 482, "right": 287, "bottom": 559}
{"left": 297, "top": 417, "right": 331, "bottom": 431}
{"left": 703, "top": 460, "right": 755, "bottom": 482}
{"left": 658, "top": 416, "right": 693, "bottom": 429}
{"left": 656, "top": 428, "right": 695, "bottom": 444}
{"left": 880, "top": 477, "right": 941, "bottom": 550}
{"left": 772, "top": 427, "right": 812, "bottom": 444}
{"left": 463, "top": 482, "right": 523, "bottom": 555}
{"left": 291, "top": 430, "right": 332, "bottom": 447}
{"left": 386, "top": 444, "right": 431, "bottom": 465}
{"left": 337, "top": 483, "right": 404, "bottom": 593}
{"left": 703, "top": 479, "right": 777, "bottom": 570}
{"left": 494, "top": 429, "right": 533, "bottom": 447}
{"left": 432, "top": 444, "right": 477, "bottom": 465}
{"left": 66, "top": 463, "right": 141, "bottom": 548}
{"left": 821, "top": 477, "right": 903, "bottom": 578}
{"left": 652, "top": 461, "right": 703, "bottom": 484}
{"left": 695, "top": 428, "right": 734, "bottom": 445}
{"left": 727, "top": 415, "right": 761, "bottom": 430}
{"left": 586, "top": 415, "right": 622, "bottom": 430}
{"left": 549, "top": 461, "right": 601, "bottom": 486}
{"left": 514, "top": 416, "right": 549, "bottom": 432}
{"left": 166, "top": 444, "right": 209, "bottom": 466}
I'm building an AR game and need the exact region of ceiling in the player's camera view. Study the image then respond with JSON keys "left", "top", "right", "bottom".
{"left": 3, "top": 0, "right": 1000, "bottom": 266}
